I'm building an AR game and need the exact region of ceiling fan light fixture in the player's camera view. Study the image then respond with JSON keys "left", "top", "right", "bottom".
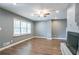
{"left": 34, "top": 9, "right": 50, "bottom": 17}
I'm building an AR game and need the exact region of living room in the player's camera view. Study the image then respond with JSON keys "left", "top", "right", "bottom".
{"left": 0, "top": 3, "right": 79, "bottom": 56}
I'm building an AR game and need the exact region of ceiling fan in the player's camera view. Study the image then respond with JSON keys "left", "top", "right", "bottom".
{"left": 33, "top": 9, "right": 51, "bottom": 17}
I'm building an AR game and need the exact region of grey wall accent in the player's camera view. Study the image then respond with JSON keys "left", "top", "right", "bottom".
{"left": 34, "top": 20, "right": 67, "bottom": 40}
{"left": 75, "top": 4, "right": 79, "bottom": 31}
{"left": 0, "top": 8, "right": 34, "bottom": 47}
{"left": 34, "top": 21, "right": 52, "bottom": 39}
{"left": 67, "top": 4, "right": 77, "bottom": 32}
{"left": 51, "top": 19, "right": 67, "bottom": 39}
{"left": 67, "top": 4, "right": 79, "bottom": 33}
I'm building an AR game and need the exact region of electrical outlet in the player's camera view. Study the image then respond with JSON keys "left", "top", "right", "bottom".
{"left": 52, "top": 35, "right": 56, "bottom": 37}
{"left": 3, "top": 41, "right": 10, "bottom": 47}
{"left": 10, "top": 40, "right": 13, "bottom": 43}
{"left": 0, "top": 43, "right": 2, "bottom": 48}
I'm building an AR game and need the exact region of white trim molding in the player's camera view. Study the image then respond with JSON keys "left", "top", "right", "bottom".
{"left": 60, "top": 43, "right": 72, "bottom": 55}
{"left": 34, "top": 36, "right": 47, "bottom": 39}
{"left": 34, "top": 36, "right": 52, "bottom": 40}
{"left": 52, "top": 38, "right": 66, "bottom": 40}
{"left": 34, "top": 36, "right": 67, "bottom": 40}
{"left": 46, "top": 38, "right": 52, "bottom": 40}
{"left": 0, "top": 37, "right": 34, "bottom": 51}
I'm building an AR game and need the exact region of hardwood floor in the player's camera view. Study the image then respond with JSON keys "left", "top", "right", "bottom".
{"left": 0, "top": 38, "right": 62, "bottom": 55}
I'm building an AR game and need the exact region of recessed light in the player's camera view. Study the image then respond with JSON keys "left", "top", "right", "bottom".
{"left": 55, "top": 10, "right": 59, "bottom": 13}
{"left": 13, "top": 3, "right": 16, "bottom": 5}
{"left": 31, "top": 13, "right": 34, "bottom": 16}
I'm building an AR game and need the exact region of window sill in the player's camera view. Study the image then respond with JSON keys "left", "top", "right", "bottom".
{"left": 13, "top": 33, "right": 31, "bottom": 38}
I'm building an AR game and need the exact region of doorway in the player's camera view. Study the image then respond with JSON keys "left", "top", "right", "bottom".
{"left": 51, "top": 19, "right": 67, "bottom": 39}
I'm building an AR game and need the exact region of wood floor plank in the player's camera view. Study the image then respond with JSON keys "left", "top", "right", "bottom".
{"left": 0, "top": 38, "right": 62, "bottom": 55}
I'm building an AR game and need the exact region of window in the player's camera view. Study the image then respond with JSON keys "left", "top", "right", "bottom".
{"left": 14, "top": 18, "right": 31, "bottom": 36}
{"left": 14, "top": 19, "right": 20, "bottom": 36}
{"left": 21, "top": 21, "right": 27, "bottom": 34}
{"left": 27, "top": 22, "right": 31, "bottom": 34}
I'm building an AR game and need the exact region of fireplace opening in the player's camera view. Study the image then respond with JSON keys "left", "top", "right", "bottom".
{"left": 66, "top": 31, "right": 79, "bottom": 55}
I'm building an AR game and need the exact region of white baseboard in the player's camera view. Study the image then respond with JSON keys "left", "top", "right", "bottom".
{"left": 34, "top": 36, "right": 47, "bottom": 39}
{"left": 46, "top": 38, "right": 52, "bottom": 40}
{"left": 34, "top": 36, "right": 66, "bottom": 40}
{"left": 52, "top": 38, "right": 66, "bottom": 40}
{"left": 0, "top": 37, "right": 34, "bottom": 51}
{"left": 34, "top": 36, "right": 52, "bottom": 40}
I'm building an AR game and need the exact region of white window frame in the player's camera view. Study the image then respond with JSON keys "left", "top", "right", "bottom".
{"left": 13, "top": 18, "right": 21, "bottom": 36}
{"left": 13, "top": 18, "right": 31, "bottom": 36}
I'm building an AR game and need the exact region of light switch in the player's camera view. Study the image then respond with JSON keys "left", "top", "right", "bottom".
{"left": 0, "top": 27, "right": 2, "bottom": 31}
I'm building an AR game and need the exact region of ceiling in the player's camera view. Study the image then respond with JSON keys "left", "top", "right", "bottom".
{"left": 0, "top": 3, "right": 70, "bottom": 21}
